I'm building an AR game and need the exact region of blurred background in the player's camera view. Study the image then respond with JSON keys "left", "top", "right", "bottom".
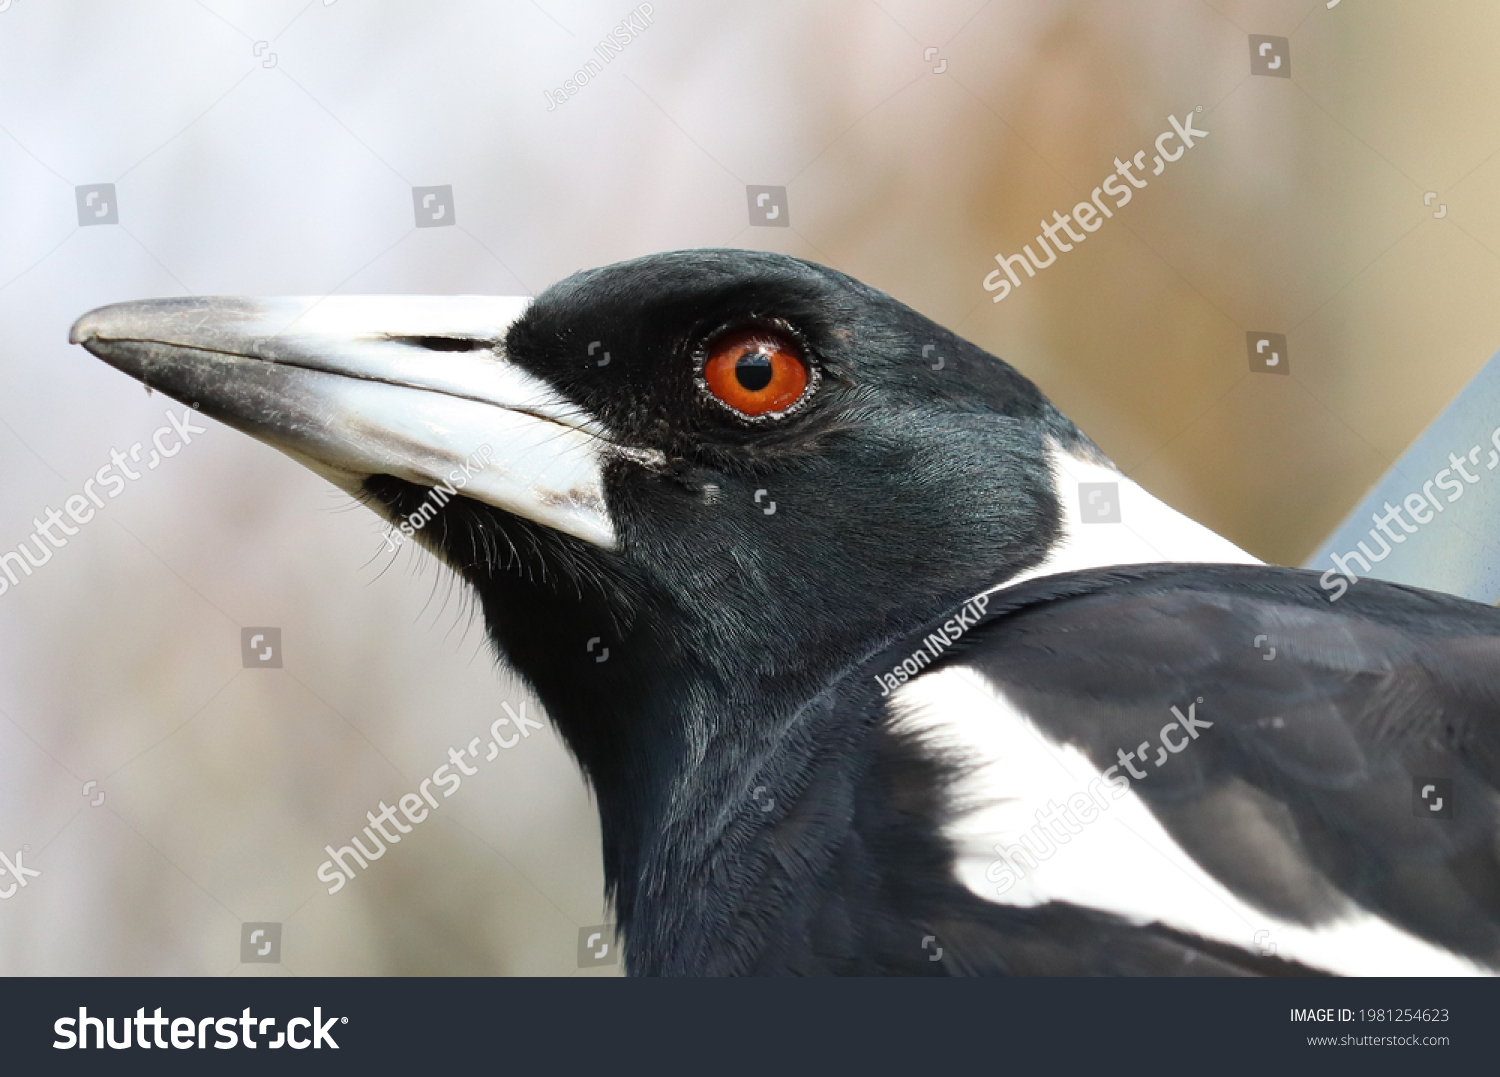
{"left": 1, "top": 0, "right": 1498, "bottom": 975}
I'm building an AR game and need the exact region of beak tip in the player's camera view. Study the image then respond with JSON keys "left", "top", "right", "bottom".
{"left": 68, "top": 313, "right": 95, "bottom": 346}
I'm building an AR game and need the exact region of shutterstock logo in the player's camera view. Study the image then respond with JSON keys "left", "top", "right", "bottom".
{"left": 577, "top": 925, "right": 619, "bottom": 967}
{"left": 75, "top": 183, "right": 118, "bottom": 226}
{"left": 983, "top": 111, "right": 1208, "bottom": 303}
{"left": 412, "top": 185, "right": 454, "bottom": 227}
{"left": 0, "top": 408, "right": 205, "bottom": 601}
{"left": 54, "top": 1007, "right": 345, "bottom": 1050}
{"left": 240, "top": 627, "right": 282, "bottom": 668}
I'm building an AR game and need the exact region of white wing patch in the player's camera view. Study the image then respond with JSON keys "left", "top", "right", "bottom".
{"left": 891, "top": 665, "right": 1491, "bottom": 976}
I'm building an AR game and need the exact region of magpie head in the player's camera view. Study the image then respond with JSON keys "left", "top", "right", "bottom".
{"left": 519, "top": 251, "right": 1084, "bottom": 604}
{"left": 71, "top": 249, "right": 1093, "bottom": 902}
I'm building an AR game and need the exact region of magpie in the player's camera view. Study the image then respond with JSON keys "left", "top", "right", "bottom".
{"left": 71, "top": 250, "right": 1500, "bottom": 976}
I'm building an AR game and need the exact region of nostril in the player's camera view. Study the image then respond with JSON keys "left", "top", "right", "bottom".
{"left": 387, "top": 335, "right": 493, "bottom": 352}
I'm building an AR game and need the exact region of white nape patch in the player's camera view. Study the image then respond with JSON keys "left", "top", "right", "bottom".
{"left": 994, "top": 447, "right": 1260, "bottom": 594}
{"left": 892, "top": 665, "right": 1490, "bottom": 976}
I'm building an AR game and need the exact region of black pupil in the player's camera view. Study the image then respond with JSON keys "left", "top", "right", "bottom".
{"left": 735, "top": 350, "right": 774, "bottom": 391}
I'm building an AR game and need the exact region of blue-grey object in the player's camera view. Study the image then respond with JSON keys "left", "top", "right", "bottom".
{"left": 1304, "top": 346, "right": 1500, "bottom": 604}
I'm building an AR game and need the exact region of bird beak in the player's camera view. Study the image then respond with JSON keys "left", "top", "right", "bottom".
{"left": 69, "top": 295, "right": 618, "bottom": 548}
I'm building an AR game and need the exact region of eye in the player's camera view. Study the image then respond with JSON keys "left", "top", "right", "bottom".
{"left": 699, "top": 326, "right": 812, "bottom": 419}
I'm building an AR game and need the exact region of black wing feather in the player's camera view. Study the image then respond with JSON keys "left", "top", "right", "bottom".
{"left": 938, "top": 564, "right": 1500, "bottom": 968}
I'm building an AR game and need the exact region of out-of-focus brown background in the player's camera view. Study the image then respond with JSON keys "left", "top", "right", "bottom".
{"left": 1, "top": 0, "right": 1497, "bottom": 975}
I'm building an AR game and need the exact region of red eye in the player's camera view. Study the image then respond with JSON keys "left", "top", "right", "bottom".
{"left": 700, "top": 327, "right": 811, "bottom": 418}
